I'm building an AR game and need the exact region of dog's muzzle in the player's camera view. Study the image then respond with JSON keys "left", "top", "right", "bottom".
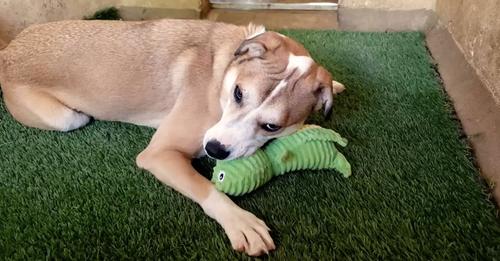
{"left": 205, "top": 140, "right": 230, "bottom": 160}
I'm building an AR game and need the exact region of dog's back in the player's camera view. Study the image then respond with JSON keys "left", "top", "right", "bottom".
{"left": 0, "top": 19, "right": 245, "bottom": 127}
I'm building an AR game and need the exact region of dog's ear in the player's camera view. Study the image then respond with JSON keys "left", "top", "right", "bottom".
{"left": 234, "top": 39, "right": 267, "bottom": 58}
{"left": 234, "top": 32, "right": 281, "bottom": 59}
{"left": 314, "top": 66, "right": 345, "bottom": 118}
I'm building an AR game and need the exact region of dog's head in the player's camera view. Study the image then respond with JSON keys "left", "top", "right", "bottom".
{"left": 203, "top": 25, "right": 345, "bottom": 160}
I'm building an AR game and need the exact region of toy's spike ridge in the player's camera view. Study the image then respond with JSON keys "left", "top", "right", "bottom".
{"left": 281, "top": 125, "right": 348, "bottom": 147}
{"left": 211, "top": 125, "right": 351, "bottom": 196}
{"left": 332, "top": 151, "right": 351, "bottom": 178}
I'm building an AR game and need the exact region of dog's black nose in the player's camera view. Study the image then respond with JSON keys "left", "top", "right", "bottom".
{"left": 205, "top": 140, "right": 230, "bottom": 160}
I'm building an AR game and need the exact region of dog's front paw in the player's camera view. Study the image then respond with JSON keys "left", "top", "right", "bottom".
{"left": 221, "top": 208, "right": 275, "bottom": 256}
{"left": 201, "top": 189, "right": 275, "bottom": 256}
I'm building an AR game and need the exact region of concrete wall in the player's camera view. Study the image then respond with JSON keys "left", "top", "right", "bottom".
{"left": 0, "top": 0, "right": 203, "bottom": 42}
{"left": 338, "top": 0, "right": 438, "bottom": 31}
{"left": 338, "top": 0, "right": 499, "bottom": 104}
{"left": 0, "top": 0, "right": 114, "bottom": 41}
{"left": 435, "top": 0, "right": 500, "bottom": 104}
{"left": 339, "top": 0, "right": 436, "bottom": 10}
{"left": 121, "top": 0, "right": 200, "bottom": 9}
{"left": 118, "top": 0, "right": 204, "bottom": 20}
{"left": 118, "top": 0, "right": 203, "bottom": 21}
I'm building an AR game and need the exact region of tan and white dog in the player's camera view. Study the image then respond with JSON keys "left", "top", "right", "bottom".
{"left": 0, "top": 19, "right": 344, "bottom": 256}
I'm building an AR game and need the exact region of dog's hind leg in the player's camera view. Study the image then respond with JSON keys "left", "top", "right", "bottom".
{"left": 2, "top": 85, "right": 90, "bottom": 131}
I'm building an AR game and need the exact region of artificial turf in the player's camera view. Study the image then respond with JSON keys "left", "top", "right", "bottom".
{"left": 1, "top": 30, "right": 499, "bottom": 260}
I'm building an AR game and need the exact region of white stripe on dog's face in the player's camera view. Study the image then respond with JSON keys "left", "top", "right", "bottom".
{"left": 267, "top": 79, "right": 288, "bottom": 101}
{"left": 267, "top": 54, "right": 314, "bottom": 100}
{"left": 219, "top": 67, "right": 239, "bottom": 109}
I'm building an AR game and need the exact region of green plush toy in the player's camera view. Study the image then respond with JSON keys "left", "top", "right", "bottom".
{"left": 211, "top": 125, "right": 351, "bottom": 196}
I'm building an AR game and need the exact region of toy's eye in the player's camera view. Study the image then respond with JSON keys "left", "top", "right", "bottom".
{"left": 218, "top": 171, "right": 225, "bottom": 181}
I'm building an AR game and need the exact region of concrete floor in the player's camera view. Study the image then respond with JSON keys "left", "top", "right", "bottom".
{"left": 427, "top": 29, "right": 500, "bottom": 206}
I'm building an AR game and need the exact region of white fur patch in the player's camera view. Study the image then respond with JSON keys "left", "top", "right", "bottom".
{"left": 245, "top": 23, "right": 266, "bottom": 39}
{"left": 332, "top": 80, "right": 346, "bottom": 93}
{"left": 276, "top": 33, "right": 287, "bottom": 38}
{"left": 268, "top": 79, "right": 288, "bottom": 100}
{"left": 263, "top": 54, "right": 313, "bottom": 97}
{"left": 201, "top": 187, "right": 234, "bottom": 220}
{"left": 200, "top": 187, "right": 274, "bottom": 254}
{"left": 57, "top": 110, "right": 90, "bottom": 132}
{"left": 223, "top": 68, "right": 238, "bottom": 91}
{"left": 287, "top": 54, "right": 314, "bottom": 74}
{"left": 221, "top": 68, "right": 239, "bottom": 108}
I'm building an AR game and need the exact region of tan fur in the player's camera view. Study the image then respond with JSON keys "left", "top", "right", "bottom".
{"left": 0, "top": 38, "right": 7, "bottom": 50}
{"left": 0, "top": 19, "right": 343, "bottom": 256}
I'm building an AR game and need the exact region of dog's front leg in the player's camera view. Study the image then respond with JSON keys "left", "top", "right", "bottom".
{"left": 136, "top": 129, "right": 275, "bottom": 256}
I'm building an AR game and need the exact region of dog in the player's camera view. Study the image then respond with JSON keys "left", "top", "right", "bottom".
{"left": 0, "top": 19, "right": 345, "bottom": 256}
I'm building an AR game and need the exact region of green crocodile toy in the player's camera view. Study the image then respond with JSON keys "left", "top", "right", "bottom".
{"left": 211, "top": 125, "right": 351, "bottom": 196}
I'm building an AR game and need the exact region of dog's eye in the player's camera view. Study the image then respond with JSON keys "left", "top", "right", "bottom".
{"left": 234, "top": 85, "right": 242, "bottom": 104}
{"left": 261, "top": 123, "right": 281, "bottom": 132}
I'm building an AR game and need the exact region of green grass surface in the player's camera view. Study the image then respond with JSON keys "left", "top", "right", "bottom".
{"left": 1, "top": 31, "right": 499, "bottom": 260}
